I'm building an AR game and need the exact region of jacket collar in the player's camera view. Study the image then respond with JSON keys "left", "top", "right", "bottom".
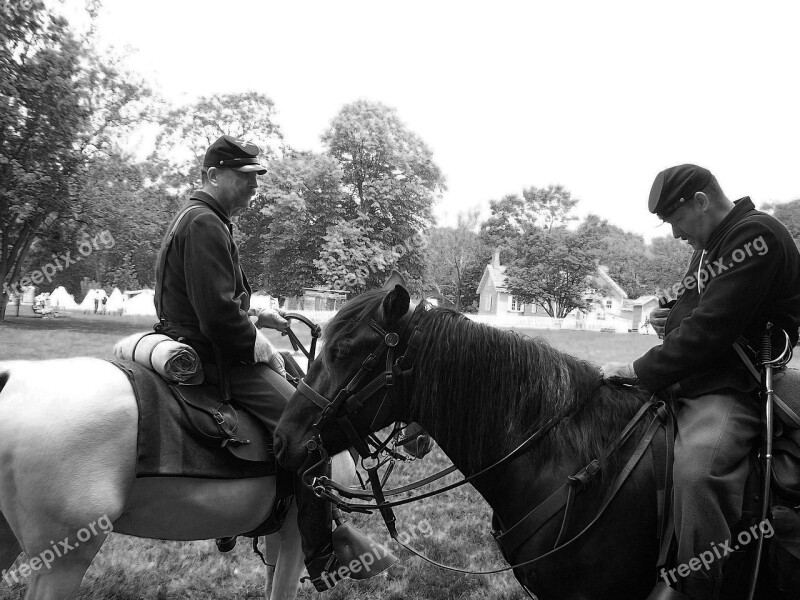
{"left": 704, "top": 197, "right": 755, "bottom": 249}
{"left": 189, "top": 190, "right": 233, "bottom": 226}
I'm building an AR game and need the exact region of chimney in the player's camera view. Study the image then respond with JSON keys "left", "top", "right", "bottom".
{"left": 492, "top": 249, "right": 501, "bottom": 268}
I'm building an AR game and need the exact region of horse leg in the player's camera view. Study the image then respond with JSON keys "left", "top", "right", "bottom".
{"left": 0, "top": 510, "right": 22, "bottom": 573}
{"left": 23, "top": 530, "right": 109, "bottom": 600}
{"left": 263, "top": 532, "right": 279, "bottom": 598}
{"left": 268, "top": 500, "right": 304, "bottom": 600}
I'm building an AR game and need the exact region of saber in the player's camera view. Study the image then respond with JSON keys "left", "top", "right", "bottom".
{"left": 747, "top": 322, "right": 774, "bottom": 600}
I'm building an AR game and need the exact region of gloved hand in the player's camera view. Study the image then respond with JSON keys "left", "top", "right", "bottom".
{"left": 649, "top": 308, "right": 670, "bottom": 339}
{"left": 599, "top": 361, "right": 637, "bottom": 382}
{"left": 248, "top": 308, "right": 289, "bottom": 332}
{"left": 253, "top": 330, "right": 287, "bottom": 377}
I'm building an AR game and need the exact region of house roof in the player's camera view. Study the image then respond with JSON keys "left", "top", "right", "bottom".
{"left": 594, "top": 266, "right": 628, "bottom": 300}
{"left": 622, "top": 295, "right": 660, "bottom": 310}
{"left": 478, "top": 258, "right": 630, "bottom": 301}
{"left": 478, "top": 263, "right": 509, "bottom": 294}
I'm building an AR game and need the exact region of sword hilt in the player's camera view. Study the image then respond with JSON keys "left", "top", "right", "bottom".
{"left": 759, "top": 322, "right": 773, "bottom": 366}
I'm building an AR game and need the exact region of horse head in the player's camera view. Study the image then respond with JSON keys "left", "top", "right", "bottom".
{"left": 274, "top": 283, "right": 416, "bottom": 471}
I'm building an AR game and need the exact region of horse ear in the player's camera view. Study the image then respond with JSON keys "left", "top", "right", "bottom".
{"left": 382, "top": 269, "right": 407, "bottom": 290}
{"left": 382, "top": 284, "right": 410, "bottom": 323}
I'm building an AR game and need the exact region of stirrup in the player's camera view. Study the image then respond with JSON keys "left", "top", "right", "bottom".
{"left": 303, "top": 522, "right": 399, "bottom": 591}
{"left": 331, "top": 521, "right": 398, "bottom": 580}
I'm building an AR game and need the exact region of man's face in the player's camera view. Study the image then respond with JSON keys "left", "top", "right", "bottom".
{"left": 664, "top": 197, "right": 711, "bottom": 251}
{"left": 214, "top": 168, "right": 259, "bottom": 215}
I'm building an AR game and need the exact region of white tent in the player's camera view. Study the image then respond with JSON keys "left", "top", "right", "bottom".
{"left": 48, "top": 286, "right": 79, "bottom": 309}
{"left": 250, "top": 293, "right": 278, "bottom": 311}
{"left": 124, "top": 289, "right": 156, "bottom": 316}
{"left": 106, "top": 287, "right": 125, "bottom": 315}
{"left": 79, "top": 288, "right": 107, "bottom": 313}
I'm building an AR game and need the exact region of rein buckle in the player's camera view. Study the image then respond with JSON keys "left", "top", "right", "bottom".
{"left": 567, "top": 459, "right": 601, "bottom": 490}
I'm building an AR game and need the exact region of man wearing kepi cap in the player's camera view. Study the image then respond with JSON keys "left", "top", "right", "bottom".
{"left": 155, "top": 134, "right": 376, "bottom": 592}
{"left": 601, "top": 164, "right": 800, "bottom": 599}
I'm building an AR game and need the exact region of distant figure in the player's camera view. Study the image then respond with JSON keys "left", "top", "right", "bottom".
{"left": 93, "top": 295, "right": 99, "bottom": 314}
{"left": 100, "top": 296, "right": 107, "bottom": 315}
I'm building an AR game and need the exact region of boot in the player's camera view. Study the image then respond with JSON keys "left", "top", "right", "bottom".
{"left": 215, "top": 536, "right": 237, "bottom": 552}
{"left": 295, "top": 465, "right": 397, "bottom": 591}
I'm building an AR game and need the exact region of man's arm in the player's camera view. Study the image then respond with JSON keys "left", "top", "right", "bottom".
{"left": 183, "top": 213, "right": 257, "bottom": 363}
{"left": 633, "top": 221, "right": 784, "bottom": 391}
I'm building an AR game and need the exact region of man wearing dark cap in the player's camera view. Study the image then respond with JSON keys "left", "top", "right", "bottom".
{"left": 601, "top": 164, "right": 800, "bottom": 599}
{"left": 155, "top": 135, "right": 371, "bottom": 591}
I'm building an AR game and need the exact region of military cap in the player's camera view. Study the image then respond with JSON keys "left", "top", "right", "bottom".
{"left": 648, "top": 164, "right": 712, "bottom": 220}
{"left": 203, "top": 135, "right": 267, "bottom": 174}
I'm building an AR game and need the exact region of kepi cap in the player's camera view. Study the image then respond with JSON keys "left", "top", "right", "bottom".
{"left": 649, "top": 164, "right": 712, "bottom": 220}
{"left": 203, "top": 135, "right": 267, "bottom": 174}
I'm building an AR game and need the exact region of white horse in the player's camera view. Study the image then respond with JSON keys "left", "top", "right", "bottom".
{"left": 0, "top": 357, "right": 355, "bottom": 600}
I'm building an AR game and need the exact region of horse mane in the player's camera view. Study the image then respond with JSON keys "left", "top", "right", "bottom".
{"left": 409, "top": 307, "right": 651, "bottom": 473}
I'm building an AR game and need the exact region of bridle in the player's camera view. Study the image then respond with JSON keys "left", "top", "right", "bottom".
{"left": 292, "top": 302, "right": 672, "bottom": 591}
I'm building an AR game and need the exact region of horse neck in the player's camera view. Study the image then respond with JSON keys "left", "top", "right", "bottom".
{"left": 417, "top": 419, "right": 582, "bottom": 530}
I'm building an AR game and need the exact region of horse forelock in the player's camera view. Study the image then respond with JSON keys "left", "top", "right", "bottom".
{"left": 321, "top": 289, "right": 387, "bottom": 371}
{"left": 409, "top": 309, "right": 651, "bottom": 473}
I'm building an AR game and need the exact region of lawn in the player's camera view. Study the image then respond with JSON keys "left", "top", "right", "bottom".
{"left": 0, "top": 311, "right": 661, "bottom": 599}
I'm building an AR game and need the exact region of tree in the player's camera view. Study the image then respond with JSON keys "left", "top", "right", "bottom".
{"left": 238, "top": 151, "right": 353, "bottom": 297}
{"left": 152, "top": 92, "right": 283, "bottom": 197}
{"left": 480, "top": 185, "right": 579, "bottom": 254}
{"left": 425, "top": 209, "right": 486, "bottom": 311}
{"left": 0, "top": 1, "right": 148, "bottom": 318}
{"left": 506, "top": 226, "right": 601, "bottom": 318}
{"left": 314, "top": 215, "right": 393, "bottom": 295}
{"left": 764, "top": 199, "right": 800, "bottom": 248}
{"left": 578, "top": 215, "right": 650, "bottom": 298}
{"left": 522, "top": 184, "right": 579, "bottom": 232}
{"left": 321, "top": 100, "right": 445, "bottom": 288}
{"left": 641, "top": 236, "right": 694, "bottom": 297}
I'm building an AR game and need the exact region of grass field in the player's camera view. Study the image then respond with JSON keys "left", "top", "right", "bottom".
{"left": 0, "top": 311, "right": 663, "bottom": 599}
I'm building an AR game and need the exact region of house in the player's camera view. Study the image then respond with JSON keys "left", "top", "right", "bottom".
{"left": 477, "top": 250, "right": 547, "bottom": 317}
{"left": 476, "top": 252, "right": 655, "bottom": 330}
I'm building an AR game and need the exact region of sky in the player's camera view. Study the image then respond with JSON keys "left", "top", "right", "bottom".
{"left": 88, "top": 0, "right": 800, "bottom": 241}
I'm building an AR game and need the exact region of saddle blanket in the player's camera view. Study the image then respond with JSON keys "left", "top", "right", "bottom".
{"left": 110, "top": 360, "right": 276, "bottom": 479}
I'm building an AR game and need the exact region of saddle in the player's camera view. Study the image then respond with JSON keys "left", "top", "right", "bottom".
{"left": 110, "top": 359, "right": 276, "bottom": 479}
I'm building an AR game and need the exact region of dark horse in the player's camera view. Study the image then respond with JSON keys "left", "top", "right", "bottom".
{"left": 274, "top": 285, "right": 778, "bottom": 600}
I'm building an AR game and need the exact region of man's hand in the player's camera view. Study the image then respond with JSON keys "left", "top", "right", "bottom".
{"left": 254, "top": 330, "right": 287, "bottom": 377}
{"left": 600, "top": 361, "right": 638, "bottom": 382}
{"left": 649, "top": 308, "right": 670, "bottom": 339}
{"left": 249, "top": 308, "right": 289, "bottom": 332}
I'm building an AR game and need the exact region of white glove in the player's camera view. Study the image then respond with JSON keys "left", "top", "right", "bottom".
{"left": 600, "top": 362, "right": 637, "bottom": 382}
{"left": 248, "top": 308, "right": 289, "bottom": 332}
{"left": 253, "top": 330, "right": 286, "bottom": 377}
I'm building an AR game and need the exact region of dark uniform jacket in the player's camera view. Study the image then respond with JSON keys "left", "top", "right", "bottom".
{"left": 155, "top": 190, "right": 256, "bottom": 364}
{"left": 634, "top": 197, "right": 800, "bottom": 397}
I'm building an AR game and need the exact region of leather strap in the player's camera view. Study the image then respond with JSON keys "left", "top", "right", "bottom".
{"left": 155, "top": 204, "right": 205, "bottom": 326}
